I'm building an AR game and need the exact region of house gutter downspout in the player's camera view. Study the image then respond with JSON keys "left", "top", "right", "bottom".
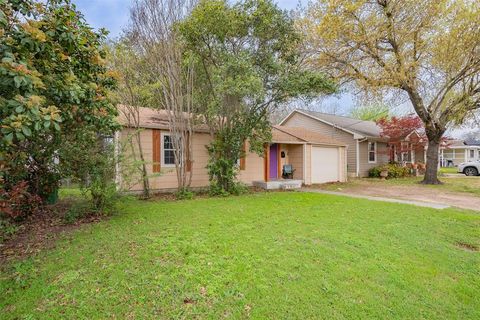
{"left": 356, "top": 137, "right": 368, "bottom": 177}
{"left": 114, "top": 130, "right": 121, "bottom": 190}
{"left": 303, "top": 143, "right": 307, "bottom": 184}
{"left": 345, "top": 144, "right": 349, "bottom": 182}
{"left": 355, "top": 140, "right": 359, "bottom": 177}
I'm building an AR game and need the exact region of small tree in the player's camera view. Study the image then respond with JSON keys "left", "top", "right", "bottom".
{"left": 60, "top": 131, "right": 117, "bottom": 213}
{"left": 129, "top": 0, "right": 196, "bottom": 193}
{"left": 179, "top": 0, "right": 336, "bottom": 193}
{"left": 304, "top": 0, "right": 480, "bottom": 184}
{"left": 109, "top": 40, "right": 154, "bottom": 198}
{"left": 377, "top": 115, "right": 425, "bottom": 162}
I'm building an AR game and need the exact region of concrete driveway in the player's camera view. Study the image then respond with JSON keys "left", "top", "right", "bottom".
{"left": 305, "top": 177, "right": 480, "bottom": 211}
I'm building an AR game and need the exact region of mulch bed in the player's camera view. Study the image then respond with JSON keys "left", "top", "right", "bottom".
{"left": 0, "top": 201, "right": 106, "bottom": 267}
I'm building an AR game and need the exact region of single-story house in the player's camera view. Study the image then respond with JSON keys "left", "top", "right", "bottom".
{"left": 440, "top": 139, "right": 480, "bottom": 167}
{"left": 279, "top": 109, "right": 389, "bottom": 177}
{"left": 116, "top": 107, "right": 347, "bottom": 192}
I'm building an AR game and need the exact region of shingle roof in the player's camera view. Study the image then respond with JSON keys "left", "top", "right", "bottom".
{"left": 294, "top": 109, "right": 382, "bottom": 138}
{"left": 116, "top": 105, "right": 209, "bottom": 131}
{"left": 117, "top": 106, "right": 345, "bottom": 146}
{"left": 465, "top": 139, "right": 480, "bottom": 146}
{"left": 447, "top": 139, "right": 467, "bottom": 147}
{"left": 272, "top": 126, "right": 346, "bottom": 146}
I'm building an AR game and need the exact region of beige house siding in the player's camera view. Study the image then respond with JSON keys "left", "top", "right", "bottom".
{"left": 358, "top": 141, "right": 389, "bottom": 177}
{"left": 414, "top": 148, "right": 426, "bottom": 163}
{"left": 443, "top": 148, "right": 480, "bottom": 166}
{"left": 442, "top": 149, "right": 464, "bottom": 166}
{"left": 282, "top": 112, "right": 358, "bottom": 175}
{"left": 237, "top": 141, "right": 265, "bottom": 184}
{"left": 304, "top": 144, "right": 312, "bottom": 185}
{"left": 284, "top": 144, "right": 304, "bottom": 181}
{"left": 339, "top": 146, "right": 347, "bottom": 181}
{"left": 119, "top": 128, "right": 264, "bottom": 192}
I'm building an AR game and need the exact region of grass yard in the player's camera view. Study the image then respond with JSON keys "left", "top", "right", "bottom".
{"left": 1, "top": 192, "right": 479, "bottom": 319}
{"left": 384, "top": 176, "right": 480, "bottom": 197}
{"left": 439, "top": 167, "right": 460, "bottom": 175}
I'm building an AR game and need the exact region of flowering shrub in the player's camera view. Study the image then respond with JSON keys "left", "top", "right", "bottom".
{"left": 0, "top": 181, "right": 42, "bottom": 221}
{"left": 368, "top": 163, "right": 411, "bottom": 179}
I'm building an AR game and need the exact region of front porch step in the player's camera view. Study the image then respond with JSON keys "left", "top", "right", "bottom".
{"left": 253, "top": 180, "right": 303, "bottom": 190}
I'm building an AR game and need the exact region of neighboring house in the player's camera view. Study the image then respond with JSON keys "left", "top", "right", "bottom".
{"left": 116, "top": 107, "right": 347, "bottom": 192}
{"left": 279, "top": 109, "right": 389, "bottom": 177}
{"left": 440, "top": 139, "right": 480, "bottom": 167}
{"left": 389, "top": 131, "right": 480, "bottom": 168}
{"left": 389, "top": 130, "right": 427, "bottom": 165}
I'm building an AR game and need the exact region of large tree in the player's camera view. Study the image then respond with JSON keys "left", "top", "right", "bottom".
{"left": 0, "top": 0, "right": 117, "bottom": 200}
{"left": 304, "top": 0, "right": 480, "bottom": 184}
{"left": 129, "top": 0, "right": 196, "bottom": 193}
{"left": 109, "top": 40, "right": 154, "bottom": 198}
{"left": 179, "top": 0, "right": 336, "bottom": 193}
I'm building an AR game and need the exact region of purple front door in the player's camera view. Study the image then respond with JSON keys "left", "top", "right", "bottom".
{"left": 269, "top": 144, "right": 278, "bottom": 180}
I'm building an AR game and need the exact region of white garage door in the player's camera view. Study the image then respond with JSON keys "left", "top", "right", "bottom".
{"left": 311, "top": 146, "right": 340, "bottom": 183}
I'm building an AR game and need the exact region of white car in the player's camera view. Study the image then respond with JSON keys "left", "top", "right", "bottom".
{"left": 458, "top": 160, "right": 480, "bottom": 176}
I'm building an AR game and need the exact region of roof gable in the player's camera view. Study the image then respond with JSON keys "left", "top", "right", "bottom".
{"left": 117, "top": 105, "right": 210, "bottom": 132}
{"left": 272, "top": 126, "right": 345, "bottom": 146}
{"left": 280, "top": 109, "right": 382, "bottom": 138}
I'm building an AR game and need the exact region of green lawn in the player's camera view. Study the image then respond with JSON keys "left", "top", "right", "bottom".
{"left": 1, "top": 193, "right": 479, "bottom": 319}
{"left": 383, "top": 176, "right": 480, "bottom": 196}
{"left": 439, "top": 167, "right": 460, "bottom": 174}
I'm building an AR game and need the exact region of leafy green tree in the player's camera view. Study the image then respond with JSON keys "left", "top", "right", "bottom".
{"left": 108, "top": 39, "right": 157, "bottom": 198}
{"left": 350, "top": 104, "right": 389, "bottom": 121}
{"left": 179, "top": 0, "right": 336, "bottom": 193}
{"left": 0, "top": 0, "right": 118, "bottom": 202}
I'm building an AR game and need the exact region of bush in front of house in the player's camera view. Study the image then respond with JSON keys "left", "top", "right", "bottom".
{"left": 368, "top": 163, "right": 411, "bottom": 179}
{"left": 0, "top": 181, "right": 43, "bottom": 221}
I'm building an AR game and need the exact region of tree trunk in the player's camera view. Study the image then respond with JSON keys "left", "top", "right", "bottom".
{"left": 421, "top": 137, "right": 442, "bottom": 185}
{"left": 135, "top": 131, "right": 150, "bottom": 198}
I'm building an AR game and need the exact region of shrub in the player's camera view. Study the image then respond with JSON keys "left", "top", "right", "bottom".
{"left": 209, "top": 181, "right": 248, "bottom": 197}
{"left": 0, "top": 217, "right": 18, "bottom": 242}
{"left": 68, "top": 137, "right": 118, "bottom": 214}
{"left": 84, "top": 178, "right": 117, "bottom": 214}
{"left": 208, "top": 182, "right": 231, "bottom": 197}
{"left": 386, "top": 164, "right": 411, "bottom": 178}
{"left": 368, "top": 166, "right": 383, "bottom": 178}
{"left": 175, "top": 188, "right": 194, "bottom": 200}
{"left": 0, "top": 181, "right": 42, "bottom": 221}
{"left": 368, "top": 164, "right": 411, "bottom": 179}
{"left": 63, "top": 201, "right": 93, "bottom": 224}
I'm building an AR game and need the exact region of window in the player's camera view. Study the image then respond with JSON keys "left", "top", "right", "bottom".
{"left": 368, "top": 142, "right": 376, "bottom": 163}
{"left": 162, "top": 133, "right": 177, "bottom": 166}
{"left": 470, "top": 149, "right": 475, "bottom": 158}
{"left": 400, "top": 142, "right": 411, "bottom": 162}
